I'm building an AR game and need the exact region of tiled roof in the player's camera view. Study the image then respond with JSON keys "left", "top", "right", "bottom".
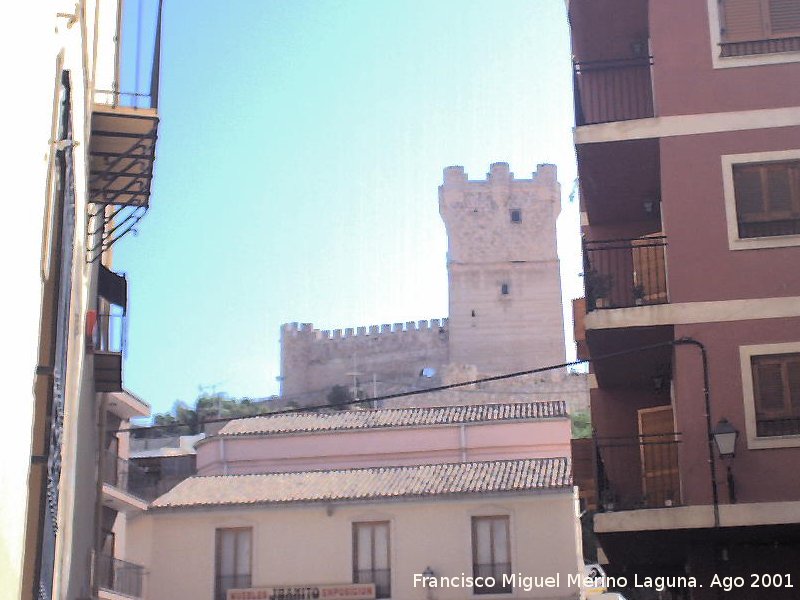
{"left": 150, "top": 457, "right": 571, "bottom": 509}
{"left": 216, "top": 401, "right": 567, "bottom": 437}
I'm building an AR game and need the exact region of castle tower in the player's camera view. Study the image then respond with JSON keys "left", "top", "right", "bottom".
{"left": 439, "top": 162, "right": 566, "bottom": 375}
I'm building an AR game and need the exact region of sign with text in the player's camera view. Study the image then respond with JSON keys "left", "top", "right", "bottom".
{"left": 228, "top": 584, "right": 376, "bottom": 600}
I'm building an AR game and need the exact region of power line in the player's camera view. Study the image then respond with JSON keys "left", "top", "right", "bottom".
{"left": 116, "top": 339, "right": 677, "bottom": 435}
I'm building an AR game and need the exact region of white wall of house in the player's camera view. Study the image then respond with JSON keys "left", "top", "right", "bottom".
{"left": 1, "top": 1, "right": 121, "bottom": 597}
{"left": 126, "top": 491, "right": 583, "bottom": 600}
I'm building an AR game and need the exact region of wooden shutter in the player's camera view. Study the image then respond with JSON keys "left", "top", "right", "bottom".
{"left": 721, "top": 0, "right": 767, "bottom": 42}
{"left": 734, "top": 166, "right": 765, "bottom": 216}
{"left": 769, "top": 0, "right": 800, "bottom": 34}
{"left": 752, "top": 354, "right": 800, "bottom": 436}
{"left": 753, "top": 359, "right": 788, "bottom": 415}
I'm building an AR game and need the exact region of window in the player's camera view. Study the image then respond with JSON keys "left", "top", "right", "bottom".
{"left": 353, "top": 522, "right": 391, "bottom": 598}
{"left": 733, "top": 160, "right": 800, "bottom": 238}
{"left": 471, "top": 516, "right": 511, "bottom": 594}
{"left": 500, "top": 283, "right": 509, "bottom": 295}
{"left": 719, "top": 0, "right": 800, "bottom": 56}
{"left": 510, "top": 209, "right": 522, "bottom": 223}
{"left": 751, "top": 353, "right": 800, "bottom": 437}
{"left": 215, "top": 528, "right": 252, "bottom": 600}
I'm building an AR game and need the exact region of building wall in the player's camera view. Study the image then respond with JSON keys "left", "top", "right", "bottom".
{"left": 196, "top": 419, "right": 573, "bottom": 476}
{"left": 673, "top": 318, "right": 800, "bottom": 507}
{"left": 650, "top": 0, "right": 800, "bottom": 117}
{"left": 126, "top": 492, "right": 583, "bottom": 600}
{"left": 660, "top": 125, "right": 800, "bottom": 303}
{"left": 4, "top": 2, "right": 129, "bottom": 598}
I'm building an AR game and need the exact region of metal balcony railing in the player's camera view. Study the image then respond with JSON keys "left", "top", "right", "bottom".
{"left": 354, "top": 569, "right": 391, "bottom": 599}
{"left": 721, "top": 36, "right": 800, "bottom": 58}
{"left": 573, "top": 56, "right": 654, "bottom": 125}
{"left": 596, "top": 433, "right": 682, "bottom": 512}
{"left": 583, "top": 236, "right": 668, "bottom": 311}
{"left": 473, "top": 563, "right": 512, "bottom": 594}
{"left": 103, "top": 450, "right": 160, "bottom": 502}
{"left": 215, "top": 575, "right": 252, "bottom": 600}
{"left": 95, "top": 0, "right": 163, "bottom": 111}
{"left": 96, "top": 553, "right": 145, "bottom": 598}
{"left": 93, "top": 313, "right": 127, "bottom": 354}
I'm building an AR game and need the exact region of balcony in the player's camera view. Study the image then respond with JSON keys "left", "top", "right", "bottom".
{"left": 88, "top": 0, "right": 163, "bottom": 261}
{"left": 354, "top": 569, "right": 391, "bottom": 599}
{"left": 596, "top": 433, "right": 682, "bottom": 512}
{"left": 473, "top": 563, "right": 512, "bottom": 594}
{"left": 583, "top": 235, "right": 667, "bottom": 312}
{"left": 93, "top": 313, "right": 126, "bottom": 393}
{"left": 102, "top": 450, "right": 160, "bottom": 511}
{"left": 573, "top": 57, "right": 654, "bottom": 126}
{"left": 215, "top": 575, "right": 252, "bottom": 600}
{"left": 97, "top": 553, "right": 145, "bottom": 599}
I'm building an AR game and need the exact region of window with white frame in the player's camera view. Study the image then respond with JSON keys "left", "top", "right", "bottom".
{"left": 215, "top": 528, "right": 252, "bottom": 600}
{"left": 733, "top": 160, "right": 800, "bottom": 239}
{"left": 750, "top": 353, "right": 800, "bottom": 437}
{"left": 718, "top": 0, "right": 800, "bottom": 57}
{"left": 353, "top": 521, "right": 391, "bottom": 598}
{"left": 471, "top": 515, "right": 512, "bottom": 594}
{"left": 722, "top": 151, "right": 800, "bottom": 249}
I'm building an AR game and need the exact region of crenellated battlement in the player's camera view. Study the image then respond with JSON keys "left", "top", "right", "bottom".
{"left": 281, "top": 318, "right": 448, "bottom": 341}
{"left": 280, "top": 318, "right": 450, "bottom": 397}
{"left": 441, "top": 162, "right": 558, "bottom": 189}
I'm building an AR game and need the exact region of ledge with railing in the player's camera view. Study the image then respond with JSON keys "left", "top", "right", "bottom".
{"left": 596, "top": 433, "right": 682, "bottom": 512}
{"left": 354, "top": 568, "right": 391, "bottom": 599}
{"left": 215, "top": 575, "right": 252, "bottom": 600}
{"left": 103, "top": 450, "right": 160, "bottom": 502}
{"left": 92, "top": 313, "right": 127, "bottom": 393}
{"left": 573, "top": 56, "right": 654, "bottom": 126}
{"left": 92, "top": 313, "right": 127, "bottom": 354}
{"left": 583, "top": 235, "right": 668, "bottom": 311}
{"left": 97, "top": 553, "right": 145, "bottom": 598}
{"left": 721, "top": 36, "right": 800, "bottom": 57}
{"left": 473, "top": 563, "right": 512, "bottom": 594}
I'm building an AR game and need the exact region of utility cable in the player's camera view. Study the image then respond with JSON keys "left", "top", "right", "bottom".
{"left": 114, "top": 338, "right": 677, "bottom": 435}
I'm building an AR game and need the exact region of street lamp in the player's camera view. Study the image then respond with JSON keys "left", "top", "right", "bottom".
{"left": 712, "top": 418, "right": 738, "bottom": 458}
{"left": 712, "top": 418, "right": 739, "bottom": 503}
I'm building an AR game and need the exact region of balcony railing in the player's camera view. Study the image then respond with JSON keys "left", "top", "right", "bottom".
{"left": 94, "top": 313, "right": 127, "bottom": 354}
{"left": 721, "top": 36, "right": 800, "bottom": 57}
{"left": 583, "top": 236, "right": 668, "bottom": 311}
{"left": 573, "top": 56, "right": 654, "bottom": 126}
{"left": 103, "top": 450, "right": 160, "bottom": 502}
{"left": 354, "top": 568, "right": 391, "bottom": 599}
{"left": 216, "top": 575, "right": 252, "bottom": 600}
{"left": 95, "top": 0, "right": 163, "bottom": 111}
{"left": 93, "top": 313, "right": 126, "bottom": 393}
{"left": 473, "top": 563, "right": 512, "bottom": 594}
{"left": 596, "top": 433, "right": 682, "bottom": 512}
{"left": 96, "top": 553, "right": 145, "bottom": 598}
{"left": 88, "top": 0, "right": 162, "bottom": 262}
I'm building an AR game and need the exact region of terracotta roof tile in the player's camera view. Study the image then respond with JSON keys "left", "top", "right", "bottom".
{"left": 150, "top": 457, "right": 571, "bottom": 509}
{"left": 217, "top": 401, "right": 567, "bottom": 437}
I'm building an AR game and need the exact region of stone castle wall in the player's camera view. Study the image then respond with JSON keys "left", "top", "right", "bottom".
{"left": 280, "top": 319, "right": 450, "bottom": 398}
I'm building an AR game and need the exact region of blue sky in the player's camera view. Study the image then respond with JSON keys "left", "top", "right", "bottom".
{"left": 115, "top": 0, "right": 581, "bottom": 416}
